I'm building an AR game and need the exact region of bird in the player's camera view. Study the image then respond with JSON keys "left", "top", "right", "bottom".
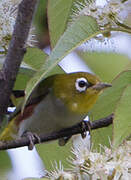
{"left": 0, "top": 72, "right": 111, "bottom": 149}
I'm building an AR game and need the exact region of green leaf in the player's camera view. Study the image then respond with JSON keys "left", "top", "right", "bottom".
{"left": 34, "top": 0, "right": 48, "bottom": 36}
{"left": 15, "top": 48, "right": 48, "bottom": 89}
{"left": 0, "top": 151, "right": 11, "bottom": 178}
{"left": 78, "top": 52, "right": 131, "bottom": 82}
{"left": 14, "top": 67, "right": 36, "bottom": 90}
{"left": 91, "top": 70, "right": 131, "bottom": 148}
{"left": 0, "top": 54, "right": 36, "bottom": 90}
{"left": 14, "top": 73, "right": 32, "bottom": 90}
{"left": 48, "top": 0, "right": 74, "bottom": 48}
{"left": 22, "top": 16, "right": 100, "bottom": 111}
{"left": 48, "top": 0, "right": 91, "bottom": 48}
{"left": 23, "top": 48, "right": 48, "bottom": 70}
{"left": 91, "top": 70, "right": 131, "bottom": 118}
{"left": 113, "top": 85, "right": 131, "bottom": 148}
{"left": 19, "top": 67, "right": 35, "bottom": 77}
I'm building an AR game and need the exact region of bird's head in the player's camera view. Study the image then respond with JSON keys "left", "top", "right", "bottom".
{"left": 53, "top": 72, "right": 111, "bottom": 114}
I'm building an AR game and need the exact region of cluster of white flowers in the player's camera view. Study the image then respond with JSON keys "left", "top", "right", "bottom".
{"left": 47, "top": 141, "right": 131, "bottom": 179}
{"left": 70, "top": 0, "right": 131, "bottom": 52}
{"left": 0, "top": 0, "right": 18, "bottom": 52}
{"left": 46, "top": 161, "right": 76, "bottom": 180}
{"left": 0, "top": 0, "right": 35, "bottom": 54}
{"left": 73, "top": 0, "right": 130, "bottom": 28}
{"left": 72, "top": 0, "right": 130, "bottom": 36}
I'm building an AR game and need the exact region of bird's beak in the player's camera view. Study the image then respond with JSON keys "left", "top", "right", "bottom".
{"left": 92, "top": 82, "right": 112, "bottom": 91}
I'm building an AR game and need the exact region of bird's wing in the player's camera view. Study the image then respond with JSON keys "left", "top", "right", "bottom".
{"left": 9, "top": 75, "right": 56, "bottom": 120}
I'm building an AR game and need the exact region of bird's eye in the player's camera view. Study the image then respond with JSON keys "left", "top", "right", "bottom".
{"left": 75, "top": 77, "right": 89, "bottom": 92}
{"left": 78, "top": 80, "right": 87, "bottom": 88}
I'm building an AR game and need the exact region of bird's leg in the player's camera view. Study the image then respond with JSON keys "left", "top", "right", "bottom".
{"left": 22, "top": 131, "right": 41, "bottom": 150}
{"left": 86, "top": 120, "right": 91, "bottom": 135}
{"left": 58, "top": 120, "right": 92, "bottom": 145}
{"left": 80, "top": 120, "right": 91, "bottom": 139}
{"left": 58, "top": 135, "right": 72, "bottom": 146}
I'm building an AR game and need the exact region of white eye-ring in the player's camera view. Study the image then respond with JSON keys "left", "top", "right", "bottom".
{"left": 75, "top": 77, "right": 88, "bottom": 92}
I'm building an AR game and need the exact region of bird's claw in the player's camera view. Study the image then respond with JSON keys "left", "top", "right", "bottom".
{"left": 22, "top": 132, "right": 41, "bottom": 150}
{"left": 58, "top": 135, "right": 71, "bottom": 146}
{"left": 80, "top": 120, "right": 91, "bottom": 139}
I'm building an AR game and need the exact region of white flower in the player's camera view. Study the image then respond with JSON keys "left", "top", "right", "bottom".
{"left": 71, "top": 0, "right": 131, "bottom": 52}
{"left": 72, "top": 0, "right": 130, "bottom": 30}
{"left": 0, "top": 0, "right": 36, "bottom": 54}
{"left": 46, "top": 141, "right": 131, "bottom": 179}
{"left": 70, "top": 141, "right": 131, "bottom": 179}
{"left": 0, "top": 0, "right": 18, "bottom": 51}
{"left": 46, "top": 161, "right": 75, "bottom": 180}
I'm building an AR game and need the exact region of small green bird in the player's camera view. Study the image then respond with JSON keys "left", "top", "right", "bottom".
{"left": 0, "top": 72, "right": 111, "bottom": 149}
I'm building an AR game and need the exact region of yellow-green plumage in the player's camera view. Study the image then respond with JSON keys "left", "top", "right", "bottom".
{"left": 0, "top": 72, "right": 110, "bottom": 142}
{"left": 53, "top": 72, "right": 100, "bottom": 113}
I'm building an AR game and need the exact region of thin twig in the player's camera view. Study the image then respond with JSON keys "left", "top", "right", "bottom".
{"left": 0, "top": 114, "right": 113, "bottom": 150}
{"left": 0, "top": 0, "right": 38, "bottom": 125}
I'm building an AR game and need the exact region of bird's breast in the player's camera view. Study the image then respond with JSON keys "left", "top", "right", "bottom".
{"left": 18, "top": 93, "right": 85, "bottom": 137}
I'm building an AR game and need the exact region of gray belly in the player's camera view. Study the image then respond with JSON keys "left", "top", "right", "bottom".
{"left": 18, "top": 94, "right": 85, "bottom": 137}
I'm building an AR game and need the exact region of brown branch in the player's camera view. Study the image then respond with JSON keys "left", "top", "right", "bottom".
{"left": 0, "top": 114, "right": 113, "bottom": 150}
{"left": 0, "top": 0, "right": 38, "bottom": 124}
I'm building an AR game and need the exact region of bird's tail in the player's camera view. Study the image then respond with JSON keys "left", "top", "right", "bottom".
{"left": 0, "top": 116, "right": 19, "bottom": 141}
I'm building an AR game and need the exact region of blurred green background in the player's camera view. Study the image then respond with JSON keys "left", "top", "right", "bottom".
{"left": 0, "top": 151, "right": 12, "bottom": 179}
{"left": 0, "top": 0, "right": 131, "bottom": 179}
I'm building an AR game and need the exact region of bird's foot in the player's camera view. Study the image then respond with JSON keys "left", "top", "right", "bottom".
{"left": 58, "top": 135, "right": 72, "bottom": 146}
{"left": 22, "top": 132, "right": 41, "bottom": 150}
{"left": 80, "top": 120, "right": 91, "bottom": 139}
